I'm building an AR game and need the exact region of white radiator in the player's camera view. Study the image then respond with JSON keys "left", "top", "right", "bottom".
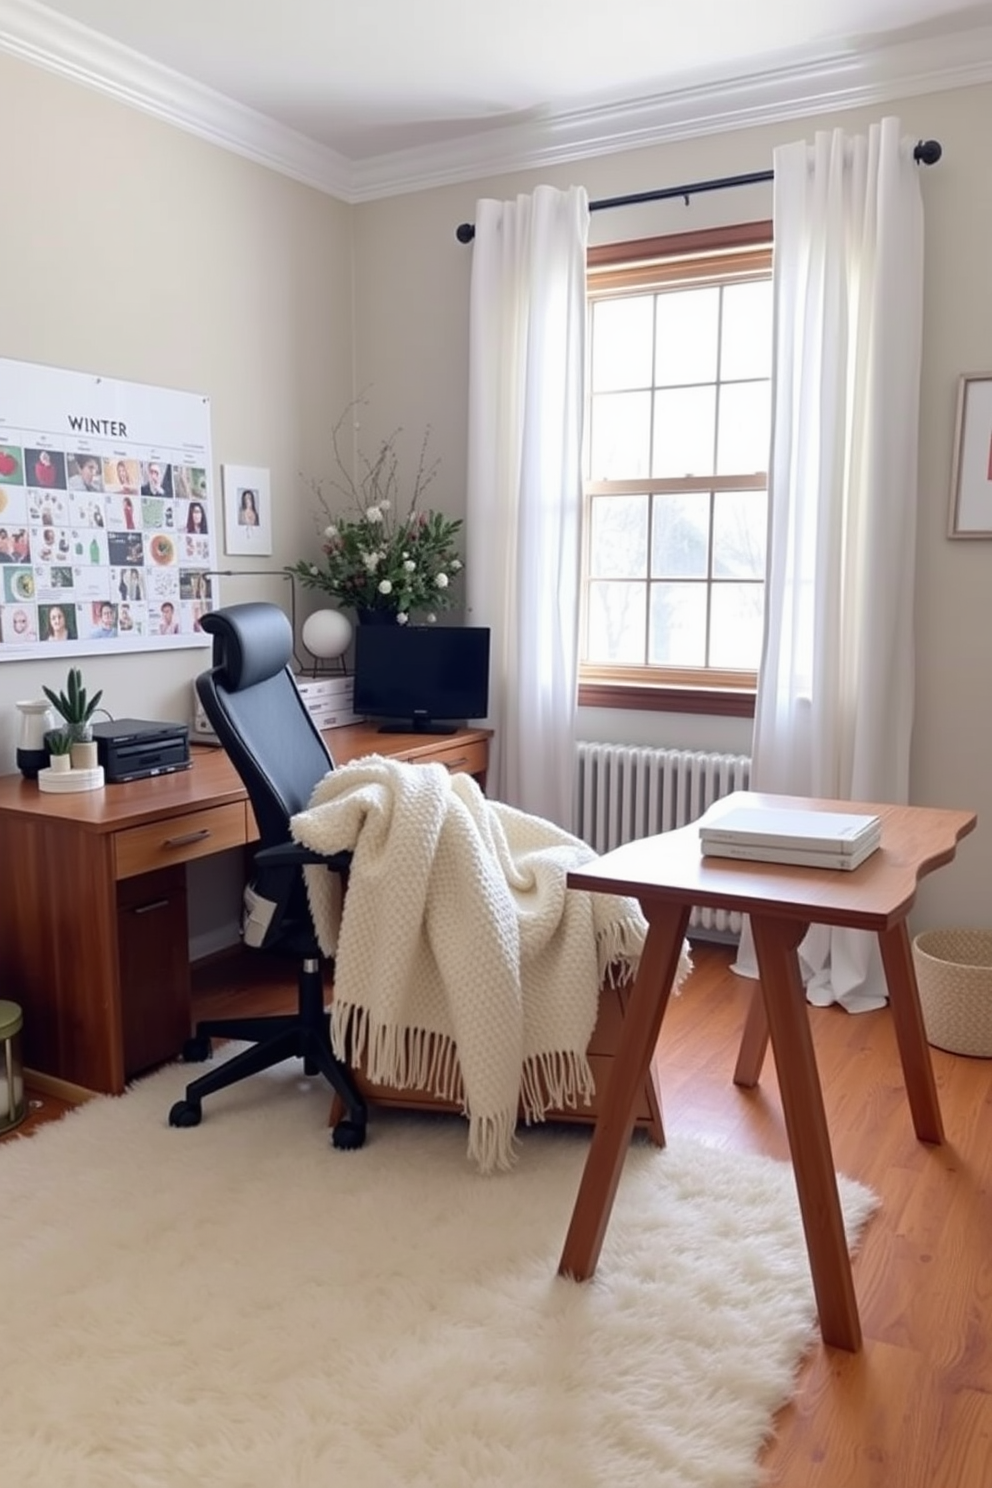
{"left": 575, "top": 742, "right": 751, "bottom": 936}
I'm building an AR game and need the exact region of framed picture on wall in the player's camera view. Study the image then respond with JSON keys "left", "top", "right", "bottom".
{"left": 222, "top": 464, "right": 273, "bottom": 555}
{"left": 948, "top": 373, "right": 992, "bottom": 538}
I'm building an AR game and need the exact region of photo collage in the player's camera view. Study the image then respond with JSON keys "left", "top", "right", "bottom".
{"left": 0, "top": 441, "right": 217, "bottom": 650}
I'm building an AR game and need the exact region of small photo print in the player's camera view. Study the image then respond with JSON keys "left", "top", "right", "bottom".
{"left": 1, "top": 602, "right": 38, "bottom": 642}
{"left": 24, "top": 448, "right": 67, "bottom": 491}
{"left": 222, "top": 464, "right": 272, "bottom": 556}
{"left": 38, "top": 601, "right": 78, "bottom": 642}
{"left": 0, "top": 444, "right": 25, "bottom": 485}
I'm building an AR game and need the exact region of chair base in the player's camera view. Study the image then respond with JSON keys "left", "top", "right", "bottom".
{"left": 169, "top": 956, "right": 367, "bottom": 1149}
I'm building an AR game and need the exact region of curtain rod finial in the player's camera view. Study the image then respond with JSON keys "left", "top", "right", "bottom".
{"left": 914, "top": 139, "right": 942, "bottom": 165}
{"left": 455, "top": 222, "right": 476, "bottom": 244}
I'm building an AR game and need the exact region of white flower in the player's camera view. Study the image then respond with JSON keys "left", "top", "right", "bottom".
{"left": 379, "top": 500, "right": 391, "bottom": 512}
{"left": 362, "top": 552, "right": 379, "bottom": 572}
{"left": 403, "top": 559, "right": 416, "bottom": 572}
{"left": 366, "top": 505, "right": 383, "bottom": 524}
{"left": 426, "top": 612, "right": 437, "bottom": 624}
{"left": 378, "top": 579, "right": 393, "bottom": 595}
{"left": 324, "top": 524, "right": 338, "bottom": 540}
{"left": 309, "top": 564, "right": 319, "bottom": 576}
{"left": 435, "top": 572, "right": 449, "bottom": 589}
{"left": 397, "top": 611, "right": 409, "bottom": 625}
{"left": 450, "top": 558, "right": 462, "bottom": 571}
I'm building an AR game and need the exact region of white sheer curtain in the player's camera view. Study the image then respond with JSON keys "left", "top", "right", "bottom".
{"left": 736, "top": 117, "right": 926, "bottom": 1011}
{"left": 465, "top": 185, "right": 590, "bottom": 829}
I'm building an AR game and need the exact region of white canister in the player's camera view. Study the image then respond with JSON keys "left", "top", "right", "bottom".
{"left": 15, "top": 699, "right": 56, "bottom": 779}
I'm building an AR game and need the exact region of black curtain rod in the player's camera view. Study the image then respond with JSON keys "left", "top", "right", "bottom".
{"left": 454, "top": 138, "right": 942, "bottom": 243}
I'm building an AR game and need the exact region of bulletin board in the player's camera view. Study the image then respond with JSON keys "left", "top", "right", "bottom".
{"left": 0, "top": 356, "right": 219, "bottom": 659}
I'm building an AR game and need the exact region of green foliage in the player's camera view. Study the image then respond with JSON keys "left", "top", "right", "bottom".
{"left": 44, "top": 727, "right": 73, "bottom": 756}
{"left": 42, "top": 666, "right": 103, "bottom": 727}
{"left": 285, "top": 397, "right": 463, "bottom": 622}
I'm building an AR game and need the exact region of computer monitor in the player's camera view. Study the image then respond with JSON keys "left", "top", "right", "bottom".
{"left": 353, "top": 624, "right": 490, "bottom": 735}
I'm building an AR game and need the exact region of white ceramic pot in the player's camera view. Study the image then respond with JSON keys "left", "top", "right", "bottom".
{"left": 48, "top": 753, "right": 72, "bottom": 774}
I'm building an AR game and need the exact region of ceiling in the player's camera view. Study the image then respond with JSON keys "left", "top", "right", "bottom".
{"left": 3, "top": 0, "right": 992, "bottom": 197}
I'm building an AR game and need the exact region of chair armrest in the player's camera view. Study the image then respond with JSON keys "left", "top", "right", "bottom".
{"left": 253, "top": 841, "right": 353, "bottom": 873}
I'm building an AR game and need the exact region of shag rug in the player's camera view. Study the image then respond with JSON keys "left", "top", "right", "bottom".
{"left": 1, "top": 1053, "right": 877, "bottom": 1487}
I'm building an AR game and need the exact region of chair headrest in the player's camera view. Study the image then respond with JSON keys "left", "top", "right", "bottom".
{"left": 202, "top": 604, "right": 293, "bottom": 691}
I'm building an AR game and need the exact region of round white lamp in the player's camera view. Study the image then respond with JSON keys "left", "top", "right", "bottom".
{"left": 301, "top": 608, "right": 353, "bottom": 671}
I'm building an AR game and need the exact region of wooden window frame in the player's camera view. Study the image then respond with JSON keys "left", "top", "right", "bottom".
{"left": 579, "top": 220, "right": 772, "bottom": 719}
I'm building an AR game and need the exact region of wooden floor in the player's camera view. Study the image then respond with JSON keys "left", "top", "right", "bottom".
{"left": 9, "top": 941, "right": 992, "bottom": 1482}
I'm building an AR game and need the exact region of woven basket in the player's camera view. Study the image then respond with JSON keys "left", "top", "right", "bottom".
{"left": 912, "top": 929, "right": 992, "bottom": 1058}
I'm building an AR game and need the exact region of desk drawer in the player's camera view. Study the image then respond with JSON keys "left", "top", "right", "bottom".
{"left": 423, "top": 739, "right": 488, "bottom": 778}
{"left": 114, "top": 803, "right": 248, "bottom": 879}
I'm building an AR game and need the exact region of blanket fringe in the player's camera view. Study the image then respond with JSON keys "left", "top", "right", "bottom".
{"left": 597, "top": 920, "right": 643, "bottom": 987}
{"left": 519, "top": 1049, "right": 595, "bottom": 1124}
{"left": 467, "top": 1109, "right": 520, "bottom": 1175}
{"left": 332, "top": 1003, "right": 465, "bottom": 1107}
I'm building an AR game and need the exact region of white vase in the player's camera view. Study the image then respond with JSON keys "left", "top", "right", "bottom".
{"left": 15, "top": 700, "right": 56, "bottom": 779}
{"left": 48, "top": 753, "right": 72, "bottom": 774}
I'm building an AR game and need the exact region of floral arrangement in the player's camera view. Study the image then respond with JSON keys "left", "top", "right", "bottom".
{"left": 286, "top": 399, "right": 463, "bottom": 624}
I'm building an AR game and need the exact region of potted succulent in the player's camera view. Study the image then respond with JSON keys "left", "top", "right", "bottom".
{"left": 42, "top": 667, "right": 103, "bottom": 770}
{"left": 44, "top": 728, "right": 74, "bottom": 774}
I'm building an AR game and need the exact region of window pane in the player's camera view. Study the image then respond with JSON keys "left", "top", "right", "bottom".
{"left": 587, "top": 580, "right": 646, "bottom": 663}
{"left": 709, "top": 582, "right": 765, "bottom": 668}
{"left": 716, "top": 381, "right": 770, "bottom": 475}
{"left": 654, "top": 286, "right": 719, "bottom": 387}
{"left": 651, "top": 387, "right": 716, "bottom": 478}
{"left": 712, "top": 490, "right": 766, "bottom": 579}
{"left": 651, "top": 492, "right": 709, "bottom": 578}
{"left": 589, "top": 390, "right": 651, "bottom": 478}
{"left": 721, "top": 280, "right": 772, "bottom": 381}
{"left": 648, "top": 582, "right": 707, "bottom": 666}
{"left": 589, "top": 494, "right": 648, "bottom": 578}
{"left": 590, "top": 296, "right": 654, "bottom": 391}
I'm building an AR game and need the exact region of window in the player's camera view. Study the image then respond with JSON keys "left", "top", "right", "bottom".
{"left": 580, "top": 222, "right": 773, "bottom": 716}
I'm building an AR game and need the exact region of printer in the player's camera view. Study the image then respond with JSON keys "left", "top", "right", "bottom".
{"left": 92, "top": 718, "right": 191, "bottom": 783}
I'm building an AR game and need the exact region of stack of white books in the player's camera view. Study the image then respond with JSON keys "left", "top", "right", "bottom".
{"left": 699, "top": 805, "right": 883, "bottom": 871}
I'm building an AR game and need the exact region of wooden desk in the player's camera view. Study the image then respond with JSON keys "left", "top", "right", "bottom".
{"left": 558, "top": 791, "right": 976, "bottom": 1352}
{"left": 0, "top": 723, "right": 490, "bottom": 1095}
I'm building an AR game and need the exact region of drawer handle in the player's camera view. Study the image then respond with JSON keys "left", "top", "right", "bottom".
{"left": 444, "top": 757, "right": 469, "bottom": 771}
{"left": 133, "top": 899, "right": 170, "bottom": 915}
{"left": 163, "top": 828, "right": 211, "bottom": 848}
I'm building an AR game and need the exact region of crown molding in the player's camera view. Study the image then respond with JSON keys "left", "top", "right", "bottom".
{"left": 1, "top": 0, "right": 990, "bottom": 204}
{"left": 350, "top": 27, "right": 992, "bottom": 200}
{"left": 0, "top": 0, "right": 353, "bottom": 197}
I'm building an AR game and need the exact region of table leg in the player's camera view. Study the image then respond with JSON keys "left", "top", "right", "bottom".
{"left": 877, "top": 921, "right": 944, "bottom": 1144}
{"left": 733, "top": 984, "right": 770, "bottom": 1087}
{"left": 750, "top": 913, "right": 862, "bottom": 1352}
{"left": 558, "top": 901, "right": 691, "bottom": 1282}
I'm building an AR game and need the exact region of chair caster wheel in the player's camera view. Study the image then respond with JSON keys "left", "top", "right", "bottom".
{"left": 331, "top": 1119, "right": 366, "bottom": 1151}
{"left": 182, "top": 1035, "right": 212, "bottom": 1063}
{"left": 169, "top": 1099, "right": 202, "bottom": 1128}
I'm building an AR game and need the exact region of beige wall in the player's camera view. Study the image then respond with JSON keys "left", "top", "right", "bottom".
{"left": 3, "top": 41, "right": 989, "bottom": 936}
{"left": 0, "top": 49, "right": 355, "bottom": 771}
{"left": 353, "top": 82, "right": 992, "bottom": 931}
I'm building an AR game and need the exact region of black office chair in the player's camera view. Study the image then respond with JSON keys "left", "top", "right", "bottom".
{"left": 167, "top": 602, "right": 367, "bottom": 1150}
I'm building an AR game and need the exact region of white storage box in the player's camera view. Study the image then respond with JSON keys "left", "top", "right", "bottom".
{"left": 192, "top": 674, "right": 359, "bottom": 745}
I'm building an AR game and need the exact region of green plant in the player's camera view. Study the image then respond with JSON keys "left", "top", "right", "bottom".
{"left": 44, "top": 727, "right": 73, "bottom": 756}
{"left": 42, "top": 667, "right": 103, "bottom": 741}
{"left": 285, "top": 397, "right": 463, "bottom": 623}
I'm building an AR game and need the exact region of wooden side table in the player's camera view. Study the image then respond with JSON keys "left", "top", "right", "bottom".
{"left": 558, "top": 792, "right": 976, "bottom": 1352}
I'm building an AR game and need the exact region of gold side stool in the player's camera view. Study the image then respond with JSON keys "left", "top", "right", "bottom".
{"left": 0, "top": 1001, "right": 26, "bottom": 1133}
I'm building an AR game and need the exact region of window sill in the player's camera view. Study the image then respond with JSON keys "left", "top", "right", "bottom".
{"left": 577, "top": 681, "right": 755, "bottom": 718}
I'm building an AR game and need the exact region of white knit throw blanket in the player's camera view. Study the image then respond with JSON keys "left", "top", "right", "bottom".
{"left": 290, "top": 756, "right": 686, "bottom": 1174}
